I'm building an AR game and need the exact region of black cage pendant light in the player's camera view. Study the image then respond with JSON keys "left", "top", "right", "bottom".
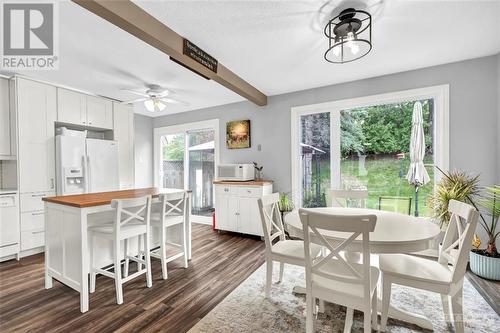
{"left": 324, "top": 8, "right": 372, "bottom": 64}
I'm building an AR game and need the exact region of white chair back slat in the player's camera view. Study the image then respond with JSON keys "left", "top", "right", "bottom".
{"left": 258, "top": 193, "right": 285, "bottom": 251}
{"left": 111, "top": 196, "right": 152, "bottom": 235}
{"left": 327, "top": 189, "right": 368, "bottom": 208}
{"left": 438, "top": 199, "right": 479, "bottom": 283}
{"left": 300, "top": 209, "right": 377, "bottom": 292}
{"left": 160, "top": 191, "right": 187, "bottom": 219}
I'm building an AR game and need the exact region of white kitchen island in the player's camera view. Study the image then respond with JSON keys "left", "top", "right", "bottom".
{"left": 43, "top": 187, "right": 192, "bottom": 313}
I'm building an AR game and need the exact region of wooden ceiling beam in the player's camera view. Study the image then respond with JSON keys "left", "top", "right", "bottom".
{"left": 72, "top": 0, "right": 267, "bottom": 106}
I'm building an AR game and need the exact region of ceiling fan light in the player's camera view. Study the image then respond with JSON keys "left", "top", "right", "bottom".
{"left": 144, "top": 99, "right": 155, "bottom": 112}
{"left": 157, "top": 101, "right": 166, "bottom": 111}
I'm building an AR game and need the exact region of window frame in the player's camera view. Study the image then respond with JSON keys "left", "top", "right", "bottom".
{"left": 290, "top": 85, "right": 449, "bottom": 208}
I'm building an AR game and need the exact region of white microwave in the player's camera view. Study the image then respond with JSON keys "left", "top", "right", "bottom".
{"left": 217, "top": 164, "right": 255, "bottom": 181}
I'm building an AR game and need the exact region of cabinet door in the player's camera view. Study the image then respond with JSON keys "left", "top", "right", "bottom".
{"left": 87, "top": 96, "right": 113, "bottom": 129}
{"left": 0, "top": 78, "right": 10, "bottom": 155}
{"left": 215, "top": 193, "right": 238, "bottom": 232}
{"left": 215, "top": 193, "right": 227, "bottom": 230}
{"left": 17, "top": 78, "right": 57, "bottom": 193}
{"left": 238, "top": 197, "right": 263, "bottom": 236}
{"left": 227, "top": 196, "right": 239, "bottom": 232}
{"left": 57, "top": 88, "right": 86, "bottom": 125}
{"left": 113, "top": 102, "right": 135, "bottom": 188}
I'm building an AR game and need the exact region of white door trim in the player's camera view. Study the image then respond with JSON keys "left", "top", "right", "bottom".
{"left": 290, "top": 84, "right": 449, "bottom": 208}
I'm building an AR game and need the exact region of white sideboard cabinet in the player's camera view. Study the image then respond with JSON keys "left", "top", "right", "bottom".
{"left": 214, "top": 181, "right": 273, "bottom": 237}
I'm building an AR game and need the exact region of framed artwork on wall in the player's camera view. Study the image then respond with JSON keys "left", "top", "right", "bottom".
{"left": 226, "top": 119, "right": 251, "bottom": 149}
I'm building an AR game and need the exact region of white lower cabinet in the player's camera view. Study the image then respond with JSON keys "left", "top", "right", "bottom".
{"left": 214, "top": 183, "right": 272, "bottom": 236}
{"left": 19, "top": 191, "right": 54, "bottom": 251}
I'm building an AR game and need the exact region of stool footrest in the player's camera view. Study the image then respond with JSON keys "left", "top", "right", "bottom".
{"left": 122, "top": 269, "right": 147, "bottom": 283}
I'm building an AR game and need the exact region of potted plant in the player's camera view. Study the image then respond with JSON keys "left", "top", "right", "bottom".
{"left": 427, "top": 168, "right": 481, "bottom": 229}
{"left": 427, "top": 168, "right": 480, "bottom": 252}
{"left": 278, "top": 192, "right": 294, "bottom": 218}
{"left": 278, "top": 192, "right": 294, "bottom": 237}
{"left": 470, "top": 185, "right": 500, "bottom": 280}
{"left": 253, "top": 162, "right": 263, "bottom": 180}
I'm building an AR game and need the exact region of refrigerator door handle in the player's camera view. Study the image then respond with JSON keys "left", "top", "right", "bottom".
{"left": 87, "top": 155, "right": 92, "bottom": 193}
{"left": 82, "top": 155, "right": 87, "bottom": 193}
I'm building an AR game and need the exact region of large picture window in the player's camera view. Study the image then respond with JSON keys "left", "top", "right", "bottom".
{"left": 291, "top": 86, "right": 449, "bottom": 216}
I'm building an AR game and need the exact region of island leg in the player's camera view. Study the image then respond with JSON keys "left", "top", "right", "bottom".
{"left": 44, "top": 204, "right": 53, "bottom": 289}
{"left": 79, "top": 210, "right": 89, "bottom": 313}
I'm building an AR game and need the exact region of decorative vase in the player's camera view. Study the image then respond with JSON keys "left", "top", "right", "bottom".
{"left": 469, "top": 250, "right": 500, "bottom": 281}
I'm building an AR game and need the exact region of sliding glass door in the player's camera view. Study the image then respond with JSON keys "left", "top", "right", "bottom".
{"left": 160, "top": 133, "right": 185, "bottom": 189}
{"left": 155, "top": 120, "right": 219, "bottom": 220}
{"left": 292, "top": 86, "right": 449, "bottom": 216}
{"left": 188, "top": 129, "right": 215, "bottom": 216}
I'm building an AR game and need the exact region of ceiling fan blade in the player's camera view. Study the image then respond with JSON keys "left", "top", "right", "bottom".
{"left": 121, "top": 89, "right": 150, "bottom": 97}
{"left": 121, "top": 97, "right": 149, "bottom": 104}
{"left": 160, "top": 97, "right": 189, "bottom": 106}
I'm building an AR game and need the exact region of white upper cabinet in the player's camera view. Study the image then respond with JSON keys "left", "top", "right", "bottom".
{"left": 0, "top": 78, "right": 11, "bottom": 156}
{"left": 56, "top": 88, "right": 113, "bottom": 130}
{"left": 87, "top": 96, "right": 113, "bottom": 129}
{"left": 113, "top": 102, "right": 135, "bottom": 189}
{"left": 17, "top": 78, "right": 57, "bottom": 193}
{"left": 57, "top": 88, "right": 86, "bottom": 125}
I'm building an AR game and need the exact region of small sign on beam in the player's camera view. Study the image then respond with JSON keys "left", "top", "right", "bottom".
{"left": 183, "top": 39, "right": 218, "bottom": 73}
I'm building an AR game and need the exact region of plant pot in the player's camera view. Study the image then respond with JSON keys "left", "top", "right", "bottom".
{"left": 469, "top": 250, "right": 500, "bottom": 281}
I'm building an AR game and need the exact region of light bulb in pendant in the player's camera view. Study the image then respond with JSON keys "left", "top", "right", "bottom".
{"left": 332, "top": 45, "right": 340, "bottom": 57}
{"left": 350, "top": 43, "right": 360, "bottom": 55}
{"left": 346, "top": 31, "right": 355, "bottom": 42}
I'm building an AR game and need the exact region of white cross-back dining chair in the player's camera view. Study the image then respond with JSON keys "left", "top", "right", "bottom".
{"left": 147, "top": 191, "right": 189, "bottom": 280}
{"left": 89, "top": 195, "right": 153, "bottom": 305}
{"left": 327, "top": 189, "right": 368, "bottom": 208}
{"left": 379, "top": 199, "right": 479, "bottom": 333}
{"left": 299, "top": 208, "right": 379, "bottom": 333}
{"left": 257, "top": 193, "right": 321, "bottom": 298}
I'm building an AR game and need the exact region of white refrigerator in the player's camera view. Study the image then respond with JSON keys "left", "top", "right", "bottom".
{"left": 56, "top": 131, "right": 119, "bottom": 195}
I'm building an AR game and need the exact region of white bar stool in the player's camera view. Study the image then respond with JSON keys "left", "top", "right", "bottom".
{"left": 149, "top": 191, "right": 189, "bottom": 280}
{"left": 89, "top": 195, "right": 153, "bottom": 305}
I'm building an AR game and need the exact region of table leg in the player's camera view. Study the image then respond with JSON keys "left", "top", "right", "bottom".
{"left": 292, "top": 252, "right": 434, "bottom": 330}
{"left": 79, "top": 210, "right": 89, "bottom": 313}
{"left": 379, "top": 301, "right": 433, "bottom": 331}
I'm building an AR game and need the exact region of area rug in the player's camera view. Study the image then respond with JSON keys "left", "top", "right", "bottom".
{"left": 189, "top": 262, "right": 500, "bottom": 333}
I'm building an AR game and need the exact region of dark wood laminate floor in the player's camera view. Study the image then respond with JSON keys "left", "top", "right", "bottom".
{"left": 465, "top": 269, "right": 500, "bottom": 316}
{"left": 0, "top": 224, "right": 265, "bottom": 333}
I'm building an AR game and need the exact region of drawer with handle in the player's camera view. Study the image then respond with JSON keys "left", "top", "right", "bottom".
{"left": 0, "top": 195, "right": 16, "bottom": 207}
{"left": 237, "top": 187, "right": 262, "bottom": 198}
{"left": 21, "top": 230, "right": 45, "bottom": 251}
{"left": 21, "top": 211, "right": 44, "bottom": 231}
{"left": 215, "top": 185, "right": 237, "bottom": 195}
{"left": 20, "top": 191, "right": 54, "bottom": 213}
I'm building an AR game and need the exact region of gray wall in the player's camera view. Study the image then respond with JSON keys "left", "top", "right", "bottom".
{"left": 134, "top": 114, "right": 154, "bottom": 187}
{"left": 154, "top": 54, "right": 500, "bottom": 193}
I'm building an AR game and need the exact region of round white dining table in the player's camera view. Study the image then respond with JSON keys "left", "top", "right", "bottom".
{"left": 284, "top": 207, "right": 441, "bottom": 330}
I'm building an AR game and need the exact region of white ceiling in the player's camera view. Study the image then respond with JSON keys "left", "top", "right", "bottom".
{"left": 3, "top": 0, "right": 500, "bottom": 117}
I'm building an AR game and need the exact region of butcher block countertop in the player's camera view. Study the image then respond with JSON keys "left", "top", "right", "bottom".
{"left": 42, "top": 187, "right": 190, "bottom": 208}
{"left": 213, "top": 180, "right": 272, "bottom": 186}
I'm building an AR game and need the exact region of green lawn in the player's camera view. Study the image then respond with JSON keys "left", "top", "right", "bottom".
{"left": 304, "top": 155, "right": 434, "bottom": 216}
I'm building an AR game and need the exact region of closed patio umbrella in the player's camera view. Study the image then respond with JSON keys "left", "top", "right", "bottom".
{"left": 406, "top": 101, "right": 430, "bottom": 216}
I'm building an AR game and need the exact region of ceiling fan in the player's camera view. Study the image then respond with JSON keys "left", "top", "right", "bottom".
{"left": 121, "top": 84, "right": 188, "bottom": 112}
